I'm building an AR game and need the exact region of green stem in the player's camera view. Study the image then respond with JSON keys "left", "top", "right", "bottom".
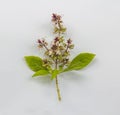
{"left": 55, "top": 60, "right": 61, "bottom": 101}
{"left": 58, "top": 20, "right": 61, "bottom": 37}
{"left": 55, "top": 76, "right": 61, "bottom": 101}
{"left": 54, "top": 20, "right": 62, "bottom": 101}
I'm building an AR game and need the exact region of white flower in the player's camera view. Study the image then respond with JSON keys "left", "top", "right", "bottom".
{"left": 48, "top": 50, "right": 53, "bottom": 55}
{"left": 55, "top": 41, "right": 59, "bottom": 45}
{"left": 56, "top": 50, "right": 61, "bottom": 55}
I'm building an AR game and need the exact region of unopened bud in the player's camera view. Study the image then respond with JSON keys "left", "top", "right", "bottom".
{"left": 38, "top": 39, "right": 42, "bottom": 43}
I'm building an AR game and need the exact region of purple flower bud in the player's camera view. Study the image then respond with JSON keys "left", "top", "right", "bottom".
{"left": 38, "top": 39, "right": 42, "bottom": 43}
{"left": 54, "top": 37, "right": 59, "bottom": 42}
{"left": 52, "top": 13, "right": 57, "bottom": 19}
{"left": 57, "top": 15, "right": 61, "bottom": 20}
{"left": 67, "top": 39, "right": 72, "bottom": 44}
{"left": 51, "top": 45, "right": 57, "bottom": 50}
{"left": 52, "top": 13, "right": 57, "bottom": 22}
{"left": 52, "top": 13, "right": 61, "bottom": 22}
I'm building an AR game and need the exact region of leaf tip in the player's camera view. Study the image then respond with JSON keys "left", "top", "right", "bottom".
{"left": 32, "top": 74, "right": 36, "bottom": 77}
{"left": 87, "top": 53, "right": 96, "bottom": 58}
{"left": 92, "top": 53, "right": 96, "bottom": 57}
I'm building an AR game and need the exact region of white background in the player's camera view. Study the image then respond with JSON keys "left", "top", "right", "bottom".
{"left": 0, "top": 0, "right": 120, "bottom": 115}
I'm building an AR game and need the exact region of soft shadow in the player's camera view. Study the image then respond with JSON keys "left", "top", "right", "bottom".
{"left": 60, "top": 71, "right": 87, "bottom": 82}
{"left": 28, "top": 75, "right": 52, "bottom": 85}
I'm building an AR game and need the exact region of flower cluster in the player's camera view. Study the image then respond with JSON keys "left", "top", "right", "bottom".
{"left": 38, "top": 37, "right": 74, "bottom": 69}
{"left": 37, "top": 13, "right": 74, "bottom": 69}
{"left": 52, "top": 13, "right": 66, "bottom": 35}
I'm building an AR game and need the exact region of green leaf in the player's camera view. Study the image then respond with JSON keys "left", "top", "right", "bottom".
{"left": 51, "top": 69, "right": 59, "bottom": 80}
{"left": 32, "top": 69, "right": 50, "bottom": 77}
{"left": 63, "top": 53, "right": 95, "bottom": 72}
{"left": 24, "top": 56, "right": 45, "bottom": 72}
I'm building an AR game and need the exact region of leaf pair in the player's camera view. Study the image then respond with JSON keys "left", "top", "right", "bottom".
{"left": 24, "top": 53, "right": 95, "bottom": 79}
